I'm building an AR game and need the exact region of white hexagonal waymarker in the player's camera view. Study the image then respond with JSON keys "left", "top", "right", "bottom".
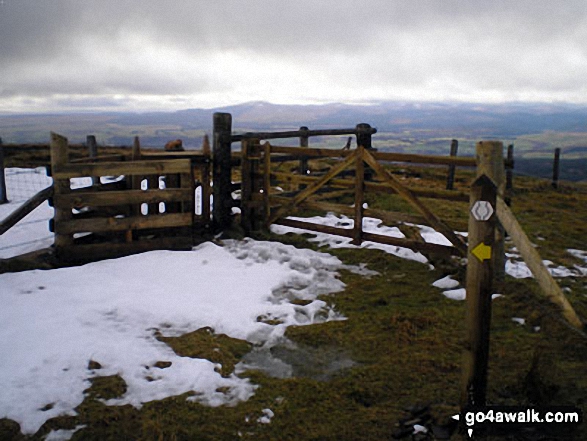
{"left": 471, "top": 200, "right": 494, "bottom": 221}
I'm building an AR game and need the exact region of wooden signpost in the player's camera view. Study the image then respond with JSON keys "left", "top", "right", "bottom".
{"left": 461, "top": 174, "right": 497, "bottom": 408}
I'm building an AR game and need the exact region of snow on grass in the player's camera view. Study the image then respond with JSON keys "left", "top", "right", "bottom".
{"left": 44, "top": 425, "right": 86, "bottom": 441}
{"left": 442, "top": 288, "right": 466, "bottom": 301}
{"left": 270, "top": 213, "right": 428, "bottom": 263}
{"left": 0, "top": 240, "right": 348, "bottom": 434}
{"left": 432, "top": 275, "right": 460, "bottom": 290}
{"left": 506, "top": 251, "right": 587, "bottom": 279}
{"left": 257, "top": 408, "right": 274, "bottom": 424}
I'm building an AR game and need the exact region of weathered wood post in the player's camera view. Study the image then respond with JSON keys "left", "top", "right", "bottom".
{"left": 356, "top": 123, "right": 374, "bottom": 181}
{"left": 240, "top": 139, "right": 253, "bottom": 234}
{"left": 298, "top": 126, "right": 309, "bottom": 181}
{"left": 213, "top": 112, "right": 233, "bottom": 232}
{"left": 475, "top": 141, "right": 506, "bottom": 291}
{"left": 355, "top": 123, "right": 373, "bottom": 150}
{"left": 263, "top": 142, "right": 271, "bottom": 225}
{"left": 552, "top": 147, "right": 561, "bottom": 189}
{"left": 201, "top": 134, "right": 212, "bottom": 227}
{"left": 506, "top": 144, "right": 514, "bottom": 194}
{"left": 461, "top": 173, "right": 497, "bottom": 409}
{"left": 352, "top": 146, "right": 365, "bottom": 245}
{"left": 86, "top": 135, "right": 101, "bottom": 187}
{"left": 446, "top": 139, "right": 458, "bottom": 190}
{"left": 130, "top": 136, "right": 143, "bottom": 218}
{"left": 50, "top": 132, "right": 73, "bottom": 255}
{"left": 0, "top": 138, "right": 8, "bottom": 204}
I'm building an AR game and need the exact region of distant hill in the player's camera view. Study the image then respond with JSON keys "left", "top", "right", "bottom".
{"left": 1, "top": 101, "right": 587, "bottom": 180}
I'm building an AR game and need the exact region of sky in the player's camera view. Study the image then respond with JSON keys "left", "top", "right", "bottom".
{"left": 1, "top": 0, "right": 587, "bottom": 113}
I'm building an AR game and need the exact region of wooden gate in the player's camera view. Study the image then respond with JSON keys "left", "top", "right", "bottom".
{"left": 240, "top": 139, "right": 472, "bottom": 257}
{"left": 49, "top": 133, "right": 206, "bottom": 261}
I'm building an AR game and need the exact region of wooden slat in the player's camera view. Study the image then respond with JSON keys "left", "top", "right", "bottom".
{"left": 372, "top": 151, "right": 476, "bottom": 167}
{"left": 53, "top": 159, "right": 191, "bottom": 179}
{"left": 270, "top": 172, "right": 470, "bottom": 202}
{"left": 269, "top": 196, "right": 455, "bottom": 229}
{"left": 272, "top": 218, "right": 458, "bottom": 256}
{"left": 309, "top": 189, "right": 355, "bottom": 201}
{"left": 273, "top": 217, "right": 354, "bottom": 238}
{"left": 361, "top": 232, "right": 459, "bottom": 256}
{"left": 270, "top": 145, "right": 354, "bottom": 159}
{"left": 0, "top": 186, "right": 53, "bottom": 235}
{"left": 58, "top": 236, "right": 193, "bottom": 261}
{"left": 232, "top": 127, "right": 375, "bottom": 142}
{"left": 55, "top": 213, "right": 193, "bottom": 234}
{"left": 55, "top": 189, "right": 193, "bottom": 208}
{"left": 362, "top": 149, "right": 468, "bottom": 255}
{"left": 69, "top": 154, "right": 126, "bottom": 163}
{"left": 268, "top": 145, "right": 477, "bottom": 166}
{"left": 140, "top": 151, "right": 209, "bottom": 162}
{"left": 496, "top": 196, "right": 583, "bottom": 329}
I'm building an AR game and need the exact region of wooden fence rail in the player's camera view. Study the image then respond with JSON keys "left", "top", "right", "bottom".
{"left": 48, "top": 132, "right": 207, "bottom": 261}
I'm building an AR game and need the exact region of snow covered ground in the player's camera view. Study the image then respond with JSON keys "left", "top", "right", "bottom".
{"left": 1, "top": 167, "right": 586, "bottom": 437}
{"left": 0, "top": 239, "right": 352, "bottom": 434}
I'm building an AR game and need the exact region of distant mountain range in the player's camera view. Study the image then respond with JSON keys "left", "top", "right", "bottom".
{"left": 1, "top": 101, "right": 587, "bottom": 180}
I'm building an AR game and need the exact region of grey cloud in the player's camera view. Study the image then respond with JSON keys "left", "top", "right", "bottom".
{"left": 1, "top": 0, "right": 587, "bottom": 110}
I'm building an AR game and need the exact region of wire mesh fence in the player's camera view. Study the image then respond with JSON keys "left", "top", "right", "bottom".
{"left": 0, "top": 167, "right": 54, "bottom": 258}
{"left": 3, "top": 167, "right": 53, "bottom": 203}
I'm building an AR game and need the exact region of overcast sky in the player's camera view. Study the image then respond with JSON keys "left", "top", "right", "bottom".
{"left": 1, "top": 0, "right": 587, "bottom": 113}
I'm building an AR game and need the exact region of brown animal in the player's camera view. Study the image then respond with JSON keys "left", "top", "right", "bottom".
{"left": 165, "top": 139, "right": 184, "bottom": 151}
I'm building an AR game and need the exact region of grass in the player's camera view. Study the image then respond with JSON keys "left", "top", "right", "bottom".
{"left": 1, "top": 149, "right": 587, "bottom": 440}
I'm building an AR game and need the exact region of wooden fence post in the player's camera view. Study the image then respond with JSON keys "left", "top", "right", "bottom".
{"left": 461, "top": 174, "right": 497, "bottom": 409}
{"left": 298, "top": 126, "right": 309, "bottom": 181}
{"left": 356, "top": 123, "right": 373, "bottom": 150}
{"left": 213, "top": 112, "right": 233, "bottom": 232}
{"left": 352, "top": 146, "right": 365, "bottom": 245}
{"left": 263, "top": 142, "right": 271, "bottom": 225}
{"left": 552, "top": 147, "right": 561, "bottom": 189}
{"left": 50, "top": 132, "right": 73, "bottom": 254}
{"left": 87, "top": 135, "right": 99, "bottom": 186}
{"left": 240, "top": 139, "right": 253, "bottom": 234}
{"left": 506, "top": 144, "right": 514, "bottom": 194}
{"left": 476, "top": 141, "right": 506, "bottom": 291}
{"left": 0, "top": 138, "right": 8, "bottom": 204}
{"left": 131, "top": 136, "right": 143, "bottom": 217}
{"left": 446, "top": 139, "right": 458, "bottom": 190}
{"left": 201, "top": 134, "right": 211, "bottom": 227}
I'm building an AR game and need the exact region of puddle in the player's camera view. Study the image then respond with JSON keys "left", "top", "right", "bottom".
{"left": 237, "top": 339, "right": 357, "bottom": 381}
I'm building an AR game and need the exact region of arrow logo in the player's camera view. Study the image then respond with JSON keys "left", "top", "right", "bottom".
{"left": 452, "top": 414, "right": 474, "bottom": 438}
{"left": 471, "top": 242, "right": 492, "bottom": 262}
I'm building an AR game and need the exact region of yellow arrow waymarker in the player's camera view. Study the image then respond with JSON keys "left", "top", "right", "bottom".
{"left": 471, "top": 242, "right": 492, "bottom": 262}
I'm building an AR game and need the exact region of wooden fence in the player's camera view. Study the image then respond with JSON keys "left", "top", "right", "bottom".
{"left": 47, "top": 133, "right": 211, "bottom": 261}
{"left": 239, "top": 140, "right": 472, "bottom": 257}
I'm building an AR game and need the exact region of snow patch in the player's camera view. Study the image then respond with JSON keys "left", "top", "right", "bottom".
{"left": 0, "top": 240, "right": 347, "bottom": 434}
{"left": 432, "top": 275, "right": 460, "bottom": 290}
